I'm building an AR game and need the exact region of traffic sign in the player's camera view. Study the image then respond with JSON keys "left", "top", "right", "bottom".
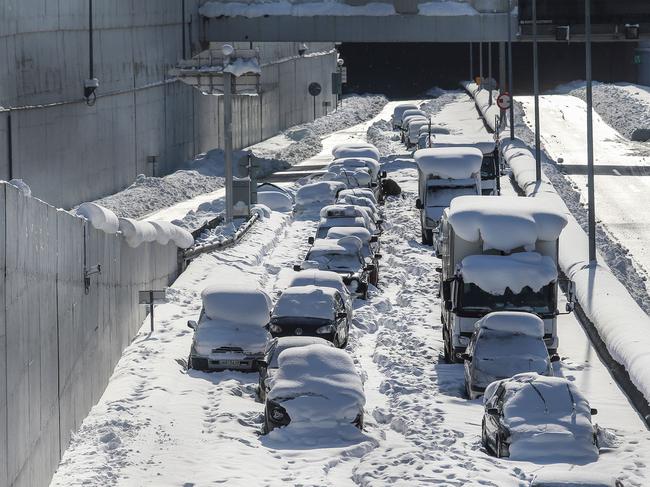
{"left": 341, "top": 66, "right": 348, "bottom": 84}
{"left": 308, "top": 82, "right": 322, "bottom": 97}
{"left": 497, "top": 92, "right": 512, "bottom": 110}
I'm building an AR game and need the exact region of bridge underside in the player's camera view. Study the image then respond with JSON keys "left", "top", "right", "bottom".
{"left": 202, "top": 13, "right": 515, "bottom": 42}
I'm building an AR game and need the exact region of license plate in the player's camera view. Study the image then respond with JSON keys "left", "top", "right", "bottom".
{"left": 219, "top": 360, "right": 243, "bottom": 366}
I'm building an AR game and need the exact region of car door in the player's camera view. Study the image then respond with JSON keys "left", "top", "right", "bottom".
{"left": 334, "top": 293, "right": 347, "bottom": 339}
{"left": 485, "top": 383, "right": 506, "bottom": 448}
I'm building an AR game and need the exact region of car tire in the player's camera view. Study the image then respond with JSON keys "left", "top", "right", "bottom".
{"left": 496, "top": 434, "right": 505, "bottom": 458}
{"left": 465, "top": 381, "right": 472, "bottom": 400}
{"left": 443, "top": 328, "right": 452, "bottom": 363}
{"left": 481, "top": 419, "right": 489, "bottom": 451}
{"left": 339, "top": 326, "right": 349, "bottom": 349}
{"left": 369, "top": 267, "right": 379, "bottom": 286}
{"left": 421, "top": 228, "right": 433, "bottom": 245}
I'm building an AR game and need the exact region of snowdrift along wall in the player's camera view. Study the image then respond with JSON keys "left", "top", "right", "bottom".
{"left": 0, "top": 183, "right": 180, "bottom": 487}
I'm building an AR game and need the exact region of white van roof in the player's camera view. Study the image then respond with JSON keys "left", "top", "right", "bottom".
{"left": 431, "top": 134, "right": 496, "bottom": 154}
{"left": 414, "top": 147, "right": 483, "bottom": 180}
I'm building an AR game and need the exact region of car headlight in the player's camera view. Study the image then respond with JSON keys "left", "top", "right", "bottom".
{"left": 268, "top": 323, "right": 283, "bottom": 333}
{"left": 316, "top": 324, "right": 336, "bottom": 334}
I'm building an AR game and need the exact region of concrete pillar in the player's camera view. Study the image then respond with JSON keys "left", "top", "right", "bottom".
{"left": 499, "top": 42, "right": 506, "bottom": 93}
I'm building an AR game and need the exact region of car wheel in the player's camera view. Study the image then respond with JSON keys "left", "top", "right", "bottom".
{"left": 263, "top": 409, "right": 271, "bottom": 434}
{"left": 496, "top": 434, "right": 505, "bottom": 458}
{"left": 465, "top": 381, "right": 472, "bottom": 400}
{"left": 369, "top": 267, "right": 379, "bottom": 286}
{"left": 443, "top": 328, "right": 452, "bottom": 363}
{"left": 339, "top": 326, "right": 349, "bottom": 349}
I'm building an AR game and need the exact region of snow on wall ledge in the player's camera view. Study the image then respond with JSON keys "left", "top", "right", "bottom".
{"left": 465, "top": 81, "right": 650, "bottom": 408}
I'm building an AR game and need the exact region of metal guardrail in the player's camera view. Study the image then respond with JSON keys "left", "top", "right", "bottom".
{"left": 178, "top": 212, "right": 260, "bottom": 271}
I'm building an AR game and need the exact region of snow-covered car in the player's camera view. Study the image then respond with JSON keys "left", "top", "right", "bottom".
{"left": 417, "top": 126, "right": 451, "bottom": 150}
{"left": 321, "top": 167, "right": 373, "bottom": 189}
{"left": 256, "top": 182, "right": 294, "bottom": 212}
{"left": 268, "top": 285, "right": 350, "bottom": 347}
{"left": 330, "top": 157, "right": 383, "bottom": 182}
{"left": 264, "top": 344, "right": 365, "bottom": 432}
{"left": 279, "top": 268, "right": 353, "bottom": 319}
{"left": 314, "top": 204, "right": 380, "bottom": 238}
{"left": 257, "top": 336, "right": 334, "bottom": 401}
{"left": 338, "top": 188, "right": 379, "bottom": 205}
{"left": 400, "top": 109, "right": 426, "bottom": 128}
{"left": 336, "top": 194, "right": 381, "bottom": 220}
{"left": 326, "top": 226, "right": 381, "bottom": 284}
{"left": 187, "top": 283, "right": 272, "bottom": 372}
{"left": 406, "top": 119, "right": 431, "bottom": 148}
{"left": 391, "top": 103, "right": 419, "bottom": 129}
{"left": 331, "top": 143, "right": 380, "bottom": 162}
{"left": 530, "top": 470, "right": 624, "bottom": 487}
{"left": 297, "top": 237, "right": 374, "bottom": 298}
{"left": 462, "top": 312, "right": 557, "bottom": 399}
{"left": 482, "top": 373, "right": 599, "bottom": 462}
{"left": 295, "top": 180, "right": 346, "bottom": 209}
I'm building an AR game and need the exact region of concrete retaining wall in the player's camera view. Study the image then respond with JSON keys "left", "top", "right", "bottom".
{"left": 0, "top": 182, "right": 179, "bottom": 487}
{"left": 0, "top": 0, "right": 337, "bottom": 208}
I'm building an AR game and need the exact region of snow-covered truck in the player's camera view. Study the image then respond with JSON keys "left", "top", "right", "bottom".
{"left": 414, "top": 147, "right": 483, "bottom": 245}
{"left": 438, "top": 196, "right": 572, "bottom": 362}
{"left": 430, "top": 134, "right": 501, "bottom": 195}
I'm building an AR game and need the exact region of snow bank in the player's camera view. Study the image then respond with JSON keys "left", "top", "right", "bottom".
{"left": 118, "top": 218, "right": 158, "bottom": 248}
{"left": 295, "top": 181, "right": 345, "bottom": 207}
{"left": 476, "top": 311, "right": 545, "bottom": 337}
{"left": 8, "top": 179, "right": 31, "bottom": 197}
{"left": 464, "top": 82, "right": 502, "bottom": 132}
{"left": 201, "top": 282, "right": 271, "bottom": 325}
{"left": 273, "top": 286, "right": 338, "bottom": 320}
{"left": 485, "top": 373, "right": 598, "bottom": 463}
{"left": 459, "top": 253, "right": 558, "bottom": 295}
{"left": 531, "top": 469, "right": 620, "bottom": 487}
{"left": 268, "top": 344, "right": 365, "bottom": 425}
{"left": 75, "top": 202, "right": 120, "bottom": 234}
{"left": 148, "top": 221, "right": 194, "bottom": 249}
{"left": 414, "top": 147, "right": 483, "bottom": 180}
{"left": 448, "top": 195, "right": 568, "bottom": 252}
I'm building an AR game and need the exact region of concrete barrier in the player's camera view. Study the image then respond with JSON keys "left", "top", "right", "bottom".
{"left": 0, "top": 183, "right": 179, "bottom": 487}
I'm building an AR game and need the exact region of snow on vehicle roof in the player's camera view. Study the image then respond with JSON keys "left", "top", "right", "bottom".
{"left": 414, "top": 147, "right": 483, "bottom": 180}
{"left": 531, "top": 469, "right": 619, "bottom": 487}
{"left": 327, "top": 226, "right": 373, "bottom": 242}
{"left": 279, "top": 269, "right": 347, "bottom": 294}
{"left": 309, "top": 236, "right": 363, "bottom": 254}
{"left": 459, "top": 252, "right": 558, "bottom": 294}
{"left": 331, "top": 141, "right": 377, "bottom": 155}
{"left": 448, "top": 195, "right": 568, "bottom": 252}
{"left": 194, "top": 318, "right": 270, "bottom": 355}
{"left": 323, "top": 168, "right": 372, "bottom": 188}
{"left": 201, "top": 282, "right": 272, "bottom": 326}
{"left": 330, "top": 157, "right": 380, "bottom": 178}
{"left": 268, "top": 344, "right": 365, "bottom": 424}
{"left": 475, "top": 311, "right": 545, "bottom": 337}
{"left": 295, "top": 181, "right": 346, "bottom": 207}
{"left": 257, "top": 191, "right": 293, "bottom": 212}
{"left": 336, "top": 194, "right": 379, "bottom": 214}
{"left": 318, "top": 216, "right": 368, "bottom": 230}
{"left": 418, "top": 125, "right": 449, "bottom": 135}
{"left": 331, "top": 146, "right": 380, "bottom": 162}
{"left": 338, "top": 188, "right": 377, "bottom": 204}
{"left": 484, "top": 373, "right": 597, "bottom": 463}
{"left": 320, "top": 204, "right": 365, "bottom": 219}
{"left": 392, "top": 104, "right": 419, "bottom": 117}
{"left": 431, "top": 134, "right": 496, "bottom": 154}
{"left": 402, "top": 115, "right": 428, "bottom": 127}
{"left": 401, "top": 109, "right": 426, "bottom": 120}
{"left": 273, "top": 285, "right": 339, "bottom": 320}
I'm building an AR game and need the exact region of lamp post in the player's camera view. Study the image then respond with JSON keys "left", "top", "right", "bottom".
{"left": 533, "top": 0, "right": 541, "bottom": 182}
{"left": 508, "top": 0, "right": 515, "bottom": 140}
{"left": 585, "top": 0, "right": 596, "bottom": 262}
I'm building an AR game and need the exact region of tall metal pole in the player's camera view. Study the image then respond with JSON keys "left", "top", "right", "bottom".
{"left": 224, "top": 72, "right": 234, "bottom": 222}
{"left": 585, "top": 0, "right": 597, "bottom": 262}
{"left": 469, "top": 42, "right": 473, "bottom": 81}
{"left": 488, "top": 42, "right": 493, "bottom": 105}
{"left": 479, "top": 41, "right": 483, "bottom": 88}
{"left": 508, "top": 0, "right": 515, "bottom": 140}
{"left": 533, "top": 0, "right": 541, "bottom": 182}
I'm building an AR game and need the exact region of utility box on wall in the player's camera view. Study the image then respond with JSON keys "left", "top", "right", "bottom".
{"left": 233, "top": 178, "right": 252, "bottom": 218}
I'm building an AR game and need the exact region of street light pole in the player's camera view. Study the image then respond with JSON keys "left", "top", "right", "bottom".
{"left": 479, "top": 41, "right": 483, "bottom": 87}
{"left": 585, "top": 0, "right": 596, "bottom": 262}
{"left": 224, "top": 71, "right": 234, "bottom": 222}
{"left": 533, "top": 0, "right": 541, "bottom": 182}
{"left": 469, "top": 42, "right": 473, "bottom": 82}
{"left": 488, "top": 42, "right": 493, "bottom": 105}
{"left": 508, "top": 0, "right": 515, "bottom": 140}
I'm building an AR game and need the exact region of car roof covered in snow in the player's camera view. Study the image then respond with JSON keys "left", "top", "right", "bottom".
{"left": 320, "top": 204, "right": 366, "bottom": 219}
{"left": 308, "top": 236, "right": 363, "bottom": 254}
{"left": 201, "top": 281, "right": 272, "bottom": 326}
{"left": 268, "top": 344, "right": 365, "bottom": 424}
{"left": 476, "top": 311, "right": 545, "bottom": 337}
{"left": 431, "top": 134, "right": 496, "bottom": 154}
{"left": 295, "top": 180, "right": 346, "bottom": 206}
{"left": 331, "top": 141, "right": 376, "bottom": 154}
{"left": 327, "top": 226, "right": 373, "bottom": 242}
{"left": 273, "top": 285, "right": 339, "bottom": 320}
{"left": 414, "top": 147, "right": 483, "bottom": 180}
{"left": 330, "top": 157, "right": 380, "bottom": 178}
{"left": 332, "top": 145, "right": 380, "bottom": 162}
{"left": 392, "top": 103, "right": 419, "bottom": 116}
{"left": 338, "top": 188, "right": 377, "bottom": 204}
{"left": 401, "top": 109, "right": 426, "bottom": 120}
{"left": 459, "top": 252, "right": 558, "bottom": 295}
{"left": 448, "top": 195, "right": 568, "bottom": 252}
{"left": 279, "top": 269, "right": 348, "bottom": 293}
{"left": 337, "top": 194, "right": 378, "bottom": 213}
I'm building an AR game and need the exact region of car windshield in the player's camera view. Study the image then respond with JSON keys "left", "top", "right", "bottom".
{"left": 460, "top": 282, "right": 555, "bottom": 316}
{"left": 481, "top": 155, "right": 497, "bottom": 179}
{"left": 426, "top": 186, "right": 477, "bottom": 207}
{"left": 306, "top": 252, "right": 363, "bottom": 271}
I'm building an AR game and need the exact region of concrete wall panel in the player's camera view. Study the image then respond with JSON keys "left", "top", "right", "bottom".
{"left": 0, "top": 184, "right": 6, "bottom": 487}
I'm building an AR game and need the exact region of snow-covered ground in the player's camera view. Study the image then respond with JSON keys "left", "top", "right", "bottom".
{"left": 50, "top": 93, "right": 650, "bottom": 487}
{"left": 517, "top": 94, "right": 650, "bottom": 312}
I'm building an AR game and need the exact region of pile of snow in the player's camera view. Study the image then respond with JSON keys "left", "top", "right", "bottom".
{"left": 485, "top": 373, "right": 598, "bottom": 463}
{"left": 75, "top": 202, "right": 119, "bottom": 234}
{"left": 267, "top": 344, "right": 364, "bottom": 425}
{"left": 295, "top": 181, "right": 345, "bottom": 207}
{"left": 476, "top": 311, "right": 545, "bottom": 337}
{"left": 448, "top": 195, "right": 568, "bottom": 252}
{"left": 459, "top": 252, "right": 558, "bottom": 295}
{"left": 414, "top": 147, "right": 483, "bottom": 179}
{"left": 199, "top": 0, "right": 396, "bottom": 18}
{"left": 149, "top": 221, "right": 195, "bottom": 248}
{"left": 8, "top": 179, "right": 31, "bottom": 197}
{"left": 201, "top": 282, "right": 271, "bottom": 325}
{"left": 118, "top": 218, "right": 158, "bottom": 248}
{"left": 273, "top": 285, "right": 338, "bottom": 320}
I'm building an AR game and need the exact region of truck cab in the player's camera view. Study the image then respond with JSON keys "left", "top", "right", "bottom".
{"left": 414, "top": 147, "right": 483, "bottom": 245}
{"left": 438, "top": 196, "right": 572, "bottom": 362}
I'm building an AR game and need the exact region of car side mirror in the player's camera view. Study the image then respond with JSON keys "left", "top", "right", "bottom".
{"left": 307, "top": 236, "right": 315, "bottom": 245}
{"left": 550, "top": 354, "right": 561, "bottom": 363}
{"left": 460, "top": 353, "right": 472, "bottom": 361}
{"left": 380, "top": 170, "right": 387, "bottom": 179}
{"left": 375, "top": 254, "right": 382, "bottom": 260}
{"left": 293, "top": 264, "right": 302, "bottom": 272}
{"left": 487, "top": 407, "right": 499, "bottom": 416}
{"left": 590, "top": 408, "right": 598, "bottom": 416}
{"left": 187, "top": 320, "right": 198, "bottom": 330}
{"left": 371, "top": 182, "right": 378, "bottom": 188}
{"left": 370, "top": 235, "right": 379, "bottom": 243}
{"left": 435, "top": 266, "right": 442, "bottom": 273}
{"left": 415, "top": 199, "right": 423, "bottom": 210}
{"left": 376, "top": 219, "right": 384, "bottom": 225}
{"left": 444, "top": 300, "right": 453, "bottom": 311}
{"left": 256, "top": 359, "right": 268, "bottom": 370}
{"left": 565, "top": 302, "right": 575, "bottom": 313}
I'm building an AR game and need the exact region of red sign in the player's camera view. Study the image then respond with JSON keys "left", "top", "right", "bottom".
{"left": 497, "top": 92, "right": 512, "bottom": 110}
